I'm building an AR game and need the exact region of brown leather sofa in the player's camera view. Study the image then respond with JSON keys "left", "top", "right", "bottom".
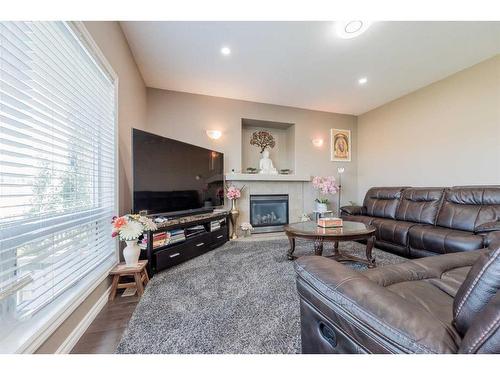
{"left": 295, "top": 243, "right": 500, "bottom": 353}
{"left": 341, "top": 186, "right": 500, "bottom": 258}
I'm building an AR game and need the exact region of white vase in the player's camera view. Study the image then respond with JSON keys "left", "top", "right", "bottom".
{"left": 316, "top": 202, "right": 328, "bottom": 213}
{"left": 123, "top": 240, "right": 140, "bottom": 266}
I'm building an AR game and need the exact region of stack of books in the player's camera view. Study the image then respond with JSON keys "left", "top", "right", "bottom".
{"left": 317, "top": 217, "right": 343, "bottom": 228}
{"left": 210, "top": 220, "right": 221, "bottom": 232}
{"left": 167, "top": 229, "right": 186, "bottom": 245}
{"left": 153, "top": 232, "right": 169, "bottom": 249}
{"left": 139, "top": 232, "right": 172, "bottom": 250}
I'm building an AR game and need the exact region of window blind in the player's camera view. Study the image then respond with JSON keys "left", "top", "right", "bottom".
{"left": 0, "top": 21, "right": 116, "bottom": 333}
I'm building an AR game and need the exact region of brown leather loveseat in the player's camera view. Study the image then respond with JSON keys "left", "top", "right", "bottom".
{"left": 295, "top": 243, "right": 500, "bottom": 353}
{"left": 341, "top": 186, "right": 500, "bottom": 258}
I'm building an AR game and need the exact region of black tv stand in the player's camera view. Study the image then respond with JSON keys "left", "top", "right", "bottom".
{"left": 141, "top": 210, "right": 230, "bottom": 275}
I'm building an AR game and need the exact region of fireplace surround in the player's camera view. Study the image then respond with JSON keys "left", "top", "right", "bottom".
{"left": 250, "top": 194, "right": 289, "bottom": 233}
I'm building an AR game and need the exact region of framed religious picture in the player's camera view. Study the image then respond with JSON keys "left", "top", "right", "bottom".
{"left": 330, "top": 128, "right": 351, "bottom": 162}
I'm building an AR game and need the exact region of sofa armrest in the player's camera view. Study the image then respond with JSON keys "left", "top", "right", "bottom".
{"left": 295, "top": 256, "right": 460, "bottom": 353}
{"left": 474, "top": 220, "right": 500, "bottom": 234}
{"left": 362, "top": 249, "right": 484, "bottom": 286}
{"left": 340, "top": 205, "right": 365, "bottom": 216}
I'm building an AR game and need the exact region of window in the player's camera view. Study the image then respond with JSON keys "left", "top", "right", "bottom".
{"left": 0, "top": 21, "right": 117, "bottom": 349}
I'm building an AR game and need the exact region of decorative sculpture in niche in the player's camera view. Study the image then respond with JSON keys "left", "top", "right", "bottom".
{"left": 250, "top": 130, "right": 278, "bottom": 175}
{"left": 259, "top": 149, "right": 278, "bottom": 175}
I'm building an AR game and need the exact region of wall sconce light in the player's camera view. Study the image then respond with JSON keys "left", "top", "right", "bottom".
{"left": 206, "top": 130, "right": 222, "bottom": 140}
{"left": 312, "top": 138, "right": 324, "bottom": 147}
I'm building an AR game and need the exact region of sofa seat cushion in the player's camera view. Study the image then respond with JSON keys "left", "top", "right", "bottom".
{"left": 385, "top": 280, "right": 457, "bottom": 335}
{"left": 408, "top": 225, "right": 484, "bottom": 256}
{"left": 363, "top": 250, "right": 481, "bottom": 295}
{"left": 342, "top": 215, "right": 374, "bottom": 226}
{"left": 362, "top": 251, "right": 482, "bottom": 346}
{"left": 426, "top": 266, "right": 471, "bottom": 297}
{"left": 371, "top": 218, "right": 420, "bottom": 247}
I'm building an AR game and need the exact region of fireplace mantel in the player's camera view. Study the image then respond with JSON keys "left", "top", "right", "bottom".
{"left": 225, "top": 173, "right": 311, "bottom": 182}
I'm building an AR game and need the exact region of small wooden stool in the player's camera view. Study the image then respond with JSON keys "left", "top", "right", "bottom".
{"left": 109, "top": 260, "right": 149, "bottom": 301}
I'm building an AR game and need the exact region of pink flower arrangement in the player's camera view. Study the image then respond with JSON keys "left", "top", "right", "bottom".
{"left": 312, "top": 176, "right": 339, "bottom": 196}
{"left": 226, "top": 186, "right": 242, "bottom": 200}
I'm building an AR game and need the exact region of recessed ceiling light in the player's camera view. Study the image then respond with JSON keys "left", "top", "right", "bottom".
{"left": 358, "top": 77, "right": 368, "bottom": 85}
{"left": 220, "top": 46, "right": 231, "bottom": 56}
{"left": 335, "top": 21, "right": 372, "bottom": 39}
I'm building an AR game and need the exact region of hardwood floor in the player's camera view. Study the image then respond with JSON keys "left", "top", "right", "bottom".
{"left": 71, "top": 292, "right": 139, "bottom": 354}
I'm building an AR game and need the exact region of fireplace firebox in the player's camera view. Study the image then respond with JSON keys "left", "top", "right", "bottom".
{"left": 249, "top": 194, "right": 289, "bottom": 233}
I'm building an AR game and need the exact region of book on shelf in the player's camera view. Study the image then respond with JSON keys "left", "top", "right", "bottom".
{"left": 153, "top": 231, "right": 170, "bottom": 248}
{"left": 165, "top": 228, "right": 186, "bottom": 245}
{"left": 185, "top": 225, "right": 206, "bottom": 238}
{"left": 210, "top": 219, "right": 224, "bottom": 231}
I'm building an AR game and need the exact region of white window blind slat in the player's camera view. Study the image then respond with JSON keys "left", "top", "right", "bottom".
{"left": 26, "top": 26, "right": 115, "bottom": 114}
{"left": 0, "top": 21, "right": 117, "bottom": 340}
{"left": 0, "top": 225, "right": 111, "bottom": 281}
{"left": 1, "top": 22, "right": 115, "bottom": 109}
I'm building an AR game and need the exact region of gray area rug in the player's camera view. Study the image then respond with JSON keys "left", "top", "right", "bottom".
{"left": 116, "top": 238, "right": 405, "bottom": 354}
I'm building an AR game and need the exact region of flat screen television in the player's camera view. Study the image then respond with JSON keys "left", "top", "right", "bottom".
{"left": 132, "top": 129, "right": 224, "bottom": 216}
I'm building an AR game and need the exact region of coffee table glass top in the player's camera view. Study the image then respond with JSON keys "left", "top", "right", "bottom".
{"left": 284, "top": 220, "right": 374, "bottom": 237}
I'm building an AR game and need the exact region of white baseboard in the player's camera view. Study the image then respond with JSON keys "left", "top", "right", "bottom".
{"left": 55, "top": 286, "right": 111, "bottom": 354}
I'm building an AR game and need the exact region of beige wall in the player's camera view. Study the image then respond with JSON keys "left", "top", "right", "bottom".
{"left": 85, "top": 21, "right": 148, "bottom": 216}
{"left": 357, "top": 55, "right": 500, "bottom": 202}
{"left": 145, "top": 88, "right": 358, "bottom": 205}
{"left": 35, "top": 21, "right": 146, "bottom": 353}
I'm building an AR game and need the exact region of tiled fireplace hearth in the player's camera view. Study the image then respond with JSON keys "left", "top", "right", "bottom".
{"left": 250, "top": 194, "right": 289, "bottom": 233}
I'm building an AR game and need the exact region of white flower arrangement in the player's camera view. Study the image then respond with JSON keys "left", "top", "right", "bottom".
{"left": 240, "top": 222, "right": 253, "bottom": 231}
{"left": 111, "top": 214, "right": 158, "bottom": 241}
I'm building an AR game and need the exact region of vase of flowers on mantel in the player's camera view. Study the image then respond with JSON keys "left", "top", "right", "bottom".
{"left": 312, "top": 176, "right": 339, "bottom": 213}
{"left": 226, "top": 184, "right": 245, "bottom": 240}
{"left": 111, "top": 214, "right": 157, "bottom": 266}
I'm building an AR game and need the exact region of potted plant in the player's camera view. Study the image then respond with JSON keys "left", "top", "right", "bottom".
{"left": 112, "top": 214, "right": 157, "bottom": 266}
{"left": 312, "top": 176, "right": 339, "bottom": 213}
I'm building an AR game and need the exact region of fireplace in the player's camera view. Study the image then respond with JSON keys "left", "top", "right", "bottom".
{"left": 249, "top": 194, "right": 289, "bottom": 233}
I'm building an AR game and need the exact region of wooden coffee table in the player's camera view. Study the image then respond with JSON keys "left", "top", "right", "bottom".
{"left": 284, "top": 221, "right": 377, "bottom": 268}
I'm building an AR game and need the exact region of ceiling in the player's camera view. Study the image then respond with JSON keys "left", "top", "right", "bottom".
{"left": 120, "top": 21, "right": 500, "bottom": 115}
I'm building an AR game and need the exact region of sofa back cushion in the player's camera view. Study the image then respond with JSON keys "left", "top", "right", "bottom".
{"left": 436, "top": 186, "right": 500, "bottom": 232}
{"left": 395, "top": 188, "right": 445, "bottom": 224}
{"left": 363, "top": 187, "right": 406, "bottom": 219}
{"left": 458, "top": 290, "right": 500, "bottom": 353}
{"left": 453, "top": 246, "right": 500, "bottom": 336}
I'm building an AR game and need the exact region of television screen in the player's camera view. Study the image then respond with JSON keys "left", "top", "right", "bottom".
{"left": 132, "top": 129, "right": 224, "bottom": 215}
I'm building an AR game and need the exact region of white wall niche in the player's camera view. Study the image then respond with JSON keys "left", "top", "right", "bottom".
{"left": 241, "top": 118, "right": 295, "bottom": 174}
